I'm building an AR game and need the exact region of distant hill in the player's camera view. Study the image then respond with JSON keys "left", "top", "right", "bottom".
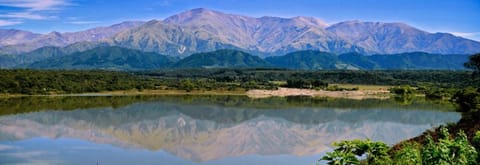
{"left": 265, "top": 51, "right": 345, "bottom": 70}
{"left": 267, "top": 50, "right": 469, "bottom": 70}
{"left": 368, "top": 52, "right": 469, "bottom": 70}
{"left": 27, "top": 46, "right": 175, "bottom": 70}
{"left": 16, "top": 48, "right": 470, "bottom": 70}
{"left": 173, "top": 49, "right": 271, "bottom": 68}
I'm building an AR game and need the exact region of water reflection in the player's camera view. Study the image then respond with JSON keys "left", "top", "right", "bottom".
{"left": 0, "top": 96, "right": 461, "bottom": 164}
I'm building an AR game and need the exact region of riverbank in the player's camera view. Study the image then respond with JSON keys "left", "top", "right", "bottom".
{"left": 0, "top": 87, "right": 391, "bottom": 99}
{"left": 247, "top": 87, "right": 390, "bottom": 99}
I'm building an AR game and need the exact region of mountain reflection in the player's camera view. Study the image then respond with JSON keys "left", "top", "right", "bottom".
{"left": 0, "top": 96, "right": 460, "bottom": 162}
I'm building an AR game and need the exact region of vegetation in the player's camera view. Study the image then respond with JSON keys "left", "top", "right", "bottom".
{"left": 2, "top": 49, "right": 471, "bottom": 70}
{"left": 321, "top": 139, "right": 391, "bottom": 164}
{"left": 26, "top": 46, "right": 176, "bottom": 70}
{"left": 0, "top": 68, "right": 478, "bottom": 95}
{"left": 453, "top": 87, "right": 480, "bottom": 112}
{"left": 464, "top": 53, "right": 480, "bottom": 74}
{"left": 319, "top": 54, "right": 480, "bottom": 164}
{"left": 145, "top": 69, "right": 478, "bottom": 87}
{"left": 285, "top": 79, "right": 328, "bottom": 89}
{"left": 389, "top": 86, "right": 415, "bottom": 96}
{"left": 266, "top": 50, "right": 341, "bottom": 70}
{"left": 0, "top": 69, "right": 158, "bottom": 94}
{"left": 320, "top": 128, "right": 479, "bottom": 165}
{"left": 266, "top": 51, "right": 469, "bottom": 70}
{"left": 320, "top": 84, "right": 480, "bottom": 164}
{"left": 173, "top": 49, "right": 270, "bottom": 68}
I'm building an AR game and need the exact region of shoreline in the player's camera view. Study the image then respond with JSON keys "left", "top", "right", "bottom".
{"left": 0, "top": 88, "right": 391, "bottom": 99}
{"left": 247, "top": 87, "right": 390, "bottom": 100}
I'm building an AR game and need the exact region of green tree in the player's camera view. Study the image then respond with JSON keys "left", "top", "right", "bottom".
{"left": 390, "top": 85, "right": 414, "bottom": 96}
{"left": 453, "top": 87, "right": 480, "bottom": 112}
{"left": 178, "top": 79, "right": 195, "bottom": 92}
{"left": 464, "top": 53, "right": 480, "bottom": 74}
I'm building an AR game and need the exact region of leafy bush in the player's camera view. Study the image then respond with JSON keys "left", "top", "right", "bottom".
{"left": 285, "top": 79, "right": 328, "bottom": 89}
{"left": 321, "top": 139, "right": 391, "bottom": 165}
{"left": 393, "top": 142, "right": 422, "bottom": 165}
{"left": 320, "top": 128, "right": 478, "bottom": 165}
{"left": 453, "top": 87, "right": 480, "bottom": 112}
{"left": 326, "top": 85, "right": 359, "bottom": 91}
{"left": 422, "top": 127, "right": 477, "bottom": 165}
{"left": 390, "top": 85, "right": 415, "bottom": 96}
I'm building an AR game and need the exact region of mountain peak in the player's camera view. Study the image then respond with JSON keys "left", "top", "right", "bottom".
{"left": 163, "top": 8, "right": 230, "bottom": 24}
{"left": 47, "top": 31, "right": 62, "bottom": 36}
{"left": 189, "top": 8, "right": 217, "bottom": 14}
{"left": 331, "top": 20, "right": 412, "bottom": 28}
{"left": 291, "top": 16, "right": 328, "bottom": 27}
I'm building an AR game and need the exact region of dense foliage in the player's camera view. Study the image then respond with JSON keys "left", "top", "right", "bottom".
{"left": 26, "top": 46, "right": 176, "bottom": 70}
{"left": 320, "top": 128, "right": 479, "bottom": 165}
{"left": 145, "top": 69, "right": 478, "bottom": 87}
{"left": 266, "top": 51, "right": 469, "bottom": 70}
{"left": 453, "top": 87, "right": 480, "bottom": 112}
{"left": 0, "top": 69, "right": 157, "bottom": 94}
{"left": 464, "top": 53, "right": 480, "bottom": 73}
{"left": 321, "top": 139, "right": 391, "bottom": 164}
{"left": 0, "top": 69, "right": 477, "bottom": 95}
{"left": 265, "top": 50, "right": 341, "bottom": 70}
{"left": 285, "top": 79, "right": 328, "bottom": 89}
{"left": 173, "top": 49, "right": 270, "bottom": 68}
{"left": 389, "top": 86, "right": 415, "bottom": 96}
{"left": 1, "top": 48, "right": 471, "bottom": 70}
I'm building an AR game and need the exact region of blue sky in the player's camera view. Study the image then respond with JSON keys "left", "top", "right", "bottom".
{"left": 0, "top": 0, "right": 479, "bottom": 41}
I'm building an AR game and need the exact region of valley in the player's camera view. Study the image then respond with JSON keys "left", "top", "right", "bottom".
{"left": 0, "top": 4, "right": 479, "bottom": 165}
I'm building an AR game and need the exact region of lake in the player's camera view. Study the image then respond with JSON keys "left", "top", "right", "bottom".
{"left": 0, "top": 95, "right": 461, "bottom": 165}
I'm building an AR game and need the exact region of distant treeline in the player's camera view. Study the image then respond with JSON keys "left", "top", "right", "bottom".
{"left": 0, "top": 69, "right": 478, "bottom": 95}
{"left": 142, "top": 69, "right": 479, "bottom": 87}
{"left": 0, "top": 69, "right": 158, "bottom": 94}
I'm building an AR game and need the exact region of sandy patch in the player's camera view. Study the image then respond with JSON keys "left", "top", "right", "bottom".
{"left": 246, "top": 88, "right": 390, "bottom": 100}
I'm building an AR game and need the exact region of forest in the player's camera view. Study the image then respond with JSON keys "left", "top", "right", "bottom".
{"left": 0, "top": 69, "right": 478, "bottom": 95}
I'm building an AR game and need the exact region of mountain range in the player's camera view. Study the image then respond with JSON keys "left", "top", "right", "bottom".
{"left": 0, "top": 8, "right": 478, "bottom": 70}
{"left": 0, "top": 21, "right": 144, "bottom": 54}
{"left": 1, "top": 8, "right": 479, "bottom": 56}
{"left": 17, "top": 47, "right": 469, "bottom": 70}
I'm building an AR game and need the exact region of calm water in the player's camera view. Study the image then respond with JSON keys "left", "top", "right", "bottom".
{"left": 0, "top": 96, "right": 461, "bottom": 165}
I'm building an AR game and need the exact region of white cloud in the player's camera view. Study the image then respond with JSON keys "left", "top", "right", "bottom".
{"left": 155, "top": 0, "right": 172, "bottom": 7}
{"left": 0, "top": 12, "right": 55, "bottom": 20}
{"left": 0, "top": 0, "right": 71, "bottom": 26}
{"left": 66, "top": 20, "right": 101, "bottom": 25}
{"left": 450, "top": 32, "right": 480, "bottom": 38}
{"left": 0, "top": 144, "right": 15, "bottom": 151}
{"left": 0, "top": 19, "right": 23, "bottom": 26}
{"left": 0, "top": 0, "right": 71, "bottom": 11}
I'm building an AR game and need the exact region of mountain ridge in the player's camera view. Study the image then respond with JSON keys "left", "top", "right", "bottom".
{"left": 0, "top": 21, "right": 145, "bottom": 54}
{"left": 17, "top": 47, "right": 470, "bottom": 70}
{"left": 1, "top": 8, "right": 478, "bottom": 57}
{"left": 25, "top": 46, "right": 175, "bottom": 70}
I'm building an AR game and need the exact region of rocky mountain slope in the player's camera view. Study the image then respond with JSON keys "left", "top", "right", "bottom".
{"left": 105, "top": 8, "right": 480, "bottom": 56}
{"left": 1, "top": 8, "right": 478, "bottom": 58}
{"left": 0, "top": 21, "right": 144, "bottom": 54}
